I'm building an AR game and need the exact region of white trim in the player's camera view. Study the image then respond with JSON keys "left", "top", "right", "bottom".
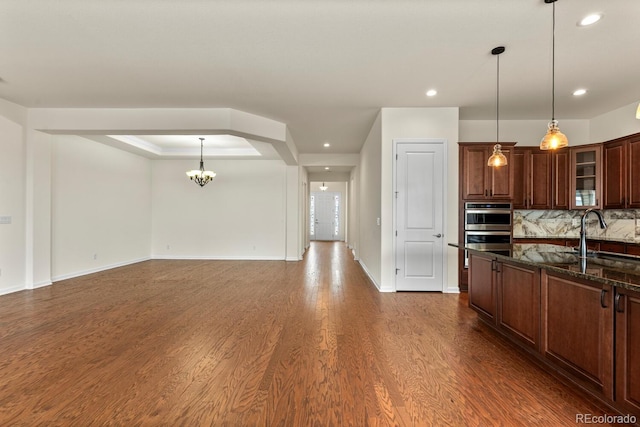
{"left": 0, "top": 285, "right": 30, "bottom": 296}
{"left": 285, "top": 256, "right": 301, "bottom": 262}
{"left": 51, "top": 257, "right": 151, "bottom": 282}
{"left": 392, "top": 138, "right": 448, "bottom": 292}
{"left": 443, "top": 285, "right": 460, "bottom": 294}
{"left": 151, "top": 255, "right": 284, "bottom": 261}
{"left": 358, "top": 259, "right": 394, "bottom": 292}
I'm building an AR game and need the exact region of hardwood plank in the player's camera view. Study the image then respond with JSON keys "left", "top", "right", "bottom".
{"left": 0, "top": 243, "right": 617, "bottom": 426}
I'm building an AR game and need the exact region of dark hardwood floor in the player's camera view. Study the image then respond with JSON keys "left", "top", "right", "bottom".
{"left": 0, "top": 242, "right": 617, "bottom": 426}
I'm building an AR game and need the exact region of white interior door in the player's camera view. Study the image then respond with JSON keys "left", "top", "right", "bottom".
{"left": 311, "top": 191, "right": 339, "bottom": 241}
{"left": 395, "top": 142, "right": 445, "bottom": 291}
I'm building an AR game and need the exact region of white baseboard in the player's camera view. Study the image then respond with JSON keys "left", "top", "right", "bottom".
{"left": 151, "top": 255, "right": 284, "bottom": 261}
{"left": 52, "top": 257, "right": 151, "bottom": 282}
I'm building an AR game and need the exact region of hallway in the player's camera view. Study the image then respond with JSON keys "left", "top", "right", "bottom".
{"left": 0, "top": 242, "right": 611, "bottom": 425}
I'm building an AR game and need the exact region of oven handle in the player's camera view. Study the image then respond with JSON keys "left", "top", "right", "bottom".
{"left": 465, "top": 231, "right": 512, "bottom": 236}
{"left": 465, "top": 209, "right": 512, "bottom": 215}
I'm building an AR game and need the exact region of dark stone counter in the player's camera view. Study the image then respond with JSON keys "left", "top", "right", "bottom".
{"left": 451, "top": 243, "right": 640, "bottom": 292}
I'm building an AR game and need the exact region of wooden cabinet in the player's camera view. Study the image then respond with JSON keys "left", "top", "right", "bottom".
{"left": 468, "top": 252, "right": 496, "bottom": 322}
{"left": 615, "top": 286, "right": 640, "bottom": 415}
{"left": 512, "top": 148, "right": 552, "bottom": 209}
{"left": 552, "top": 148, "right": 570, "bottom": 209}
{"left": 496, "top": 261, "right": 540, "bottom": 350}
{"left": 570, "top": 145, "right": 602, "bottom": 210}
{"left": 604, "top": 135, "right": 640, "bottom": 209}
{"left": 541, "top": 271, "right": 613, "bottom": 399}
{"left": 469, "top": 252, "right": 541, "bottom": 350}
{"left": 460, "top": 143, "right": 514, "bottom": 200}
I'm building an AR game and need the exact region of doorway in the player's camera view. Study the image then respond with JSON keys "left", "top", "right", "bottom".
{"left": 394, "top": 140, "right": 446, "bottom": 291}
{"left": 310, "top": 191, "right": 341, "bottom": 241}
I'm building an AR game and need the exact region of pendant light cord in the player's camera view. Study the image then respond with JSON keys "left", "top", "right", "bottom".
{"left": 496, "top": 52, "right": 500, "bottom": 143}
{"left": 551, "top": 0, "right": 556, "bottom": 121}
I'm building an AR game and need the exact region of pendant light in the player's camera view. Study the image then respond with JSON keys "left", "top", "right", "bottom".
{"left": 636, "top": 102, "right": 640, "bottom": 119}
{"left": 320, "top": 182, "right": 328, "bottom": 191}
{"left": 488, "top": 46, "right": 508, "bottom": 168}
{"left": 540, "top": 0, "right": 568, "bottom": 150}
{"left": 186, "top": 138, "right": 216, "bottom": 187}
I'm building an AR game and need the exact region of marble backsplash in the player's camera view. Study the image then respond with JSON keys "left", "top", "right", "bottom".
{"left": 513, "top": 209, "right": 640, "bottom": 244}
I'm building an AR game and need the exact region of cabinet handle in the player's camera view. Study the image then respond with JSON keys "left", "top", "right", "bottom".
{"left": 600, "top": 289, "right": 608, "bottom": 308}
{"left": 485, "top": 189, "right": 488, "bottom": 196}
{"left": 615, "top": 293, "right": 624, "bottom": 313}
{"left": 490, "top": 189, "right": 493, "bottom": 197}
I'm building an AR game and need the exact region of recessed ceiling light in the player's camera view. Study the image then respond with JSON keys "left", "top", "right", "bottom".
{"left": 578, "top": 13, "right": 602, "bottom": 26}
{"left": 324, "top": 167, "right": 330, "bottom": 170}
{"left": 426, "top": 89, "right": 437, "bottom": 97}
{"left": 573, "top": 89, "right": 587, "bottom": 96}
{"left": 323, "top": 143, "right": 330, "bottom": 148}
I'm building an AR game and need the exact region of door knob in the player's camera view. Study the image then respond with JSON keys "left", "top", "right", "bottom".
{"left": 433, "top": 233, "right": 442, "bottom": 238}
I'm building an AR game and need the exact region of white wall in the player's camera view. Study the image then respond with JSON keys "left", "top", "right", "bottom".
{"left": 151, "top": 159, "right": 286, "bottom": 259}
{"left": 380, "top": 108, "right": 459, "bottom": 292}
{"left": 358, "top": 112, "right": 383, "bottom": 288}
{"left": 589, "top": 101, "right": 640, "bottom": 143}
{"left": 0, "top": 113, "right": 27, "bottom": 294}
{"left": 52, "top": 136, "right": 152, "bottom": 280}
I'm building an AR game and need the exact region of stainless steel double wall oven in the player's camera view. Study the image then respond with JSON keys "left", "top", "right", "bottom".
{"left": 463, "top": 202, "right": 512, "bottom": 267}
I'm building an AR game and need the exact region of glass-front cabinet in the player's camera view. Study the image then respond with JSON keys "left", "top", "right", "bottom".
{"left": 570, "top": 145, "right": 602, "bottom": 209}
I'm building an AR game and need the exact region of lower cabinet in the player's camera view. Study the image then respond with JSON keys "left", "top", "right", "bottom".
{"left": 497, "top": 262, "right": 540, "bottom": 351}
{"left": 541, "top": 271, "right": 614, "bottom": 400}
{"left": 615, "top": 286, "right": 640, "bottom": 415}
{"left": 469, "top": 252, "right": 540, "bottom": 349}
{"left": 468, "top": 253, "right": 496, "bottom": 322}
{"left": 468, "top": 253, "right": 640, "bottom": 419}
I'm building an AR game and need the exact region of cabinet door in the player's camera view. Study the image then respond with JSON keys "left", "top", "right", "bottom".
{"left": 552, "top": 148, "right": 570, "bottom": 209}
{"left": 627, "top": 137, "right": 640, "bottom": 208}
{"left": 529, "top": 149, "right": 552, "bottom": 209}
{"left": 468, "top": 253, "right": 496, "bottom": 322}
{"left": 512, "top": 149, "right": 527, "bottom": 209}
{"left": 570, "top": 145, "right": 602, "bottom": 210}
{"left": 603, "top": 140, "right": 626, "bottom": 209}
{"left": 497, "top": 261, "right": 540, "bottom": 350}
{"left": 488, "top": 146, "right": 513, "bottom": 199}
{"left": 615, "top": 287, "right": 640, "bottom": 415}
{"left": 461, "top": 146, "right": 489, "bottom": 199}
{"left": 541, "top": 271, "right": 613, "bottom": 399}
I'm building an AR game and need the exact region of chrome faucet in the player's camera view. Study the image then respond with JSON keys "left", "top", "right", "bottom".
{"left": 579, "top": 208, "right": 607, "bottom": 258}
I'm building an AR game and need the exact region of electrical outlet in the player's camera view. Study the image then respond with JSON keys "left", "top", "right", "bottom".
{"left": 166, "top": 245, "right": 170, "bottom": 250}
{"left": 93, "top": 253, "right": 97, "bottom": 260}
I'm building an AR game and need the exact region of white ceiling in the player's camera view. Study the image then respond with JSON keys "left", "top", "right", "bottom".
{"left": 1, "top": 0, "right": 639, "bottom": 156}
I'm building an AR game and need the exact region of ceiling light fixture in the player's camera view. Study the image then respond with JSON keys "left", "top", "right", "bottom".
{"left": 186, "top": 138, "right": 216, "bottom": 187}
{"left": 540, "top": 0, "right": 569, "bottom": 151}
{"left": 578, "top": 13, "right": 602, "bottom": 26}
{"left": 323, "top": 143, "right": 331, "bottom": 148}
{"left": 636, "top": 103, "right": 640, "bottom": 119}
{"left": 320, "top": 182, "right": 328, "bottom": 191}
{"left": 488, "top": 46, "right": 508, "bottom": 168}
{"left": 426, "top": 89, "right": 437, "bottom": 97}
{"left": 572, "top": 89, "right": 587, "bottom": 96}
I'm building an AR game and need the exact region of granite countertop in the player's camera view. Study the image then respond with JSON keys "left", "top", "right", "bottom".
{"left": 455, "top": 243, "right": 640, "bottom": 292}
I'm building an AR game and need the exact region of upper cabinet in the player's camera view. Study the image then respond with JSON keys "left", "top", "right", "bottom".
{"left": 513, "top": 148, "right": 552, "bottom": 209}
{"left": 603, "top": 135, "right": 640, "bottom": 209}
{"left": 459, "top": 143, "right": 514, "bottom": 200}
{"left": 570, "top": 145, "right": 602, "bottom": 210}
{"left": 552, "top": 148, "right": 570, "bottom": 209}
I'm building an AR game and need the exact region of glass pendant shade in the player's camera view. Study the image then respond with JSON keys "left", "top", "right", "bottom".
{"left": 539, "top": 119, "right": 569, "bottom": 150}
{"left": 636, "top": 102, "right": 640, "bottom": 119}
{"left": 487, "top": 144, "right": 508, "bottom": 167}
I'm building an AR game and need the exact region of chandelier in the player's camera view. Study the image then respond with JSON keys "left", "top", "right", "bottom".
{"left": 186, "top": 138, "right": 216, "bottom": 187}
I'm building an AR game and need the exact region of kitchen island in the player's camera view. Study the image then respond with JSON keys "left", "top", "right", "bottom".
{"left": 464, "top": 243, "right": 640, "bottom": 422}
